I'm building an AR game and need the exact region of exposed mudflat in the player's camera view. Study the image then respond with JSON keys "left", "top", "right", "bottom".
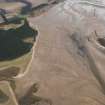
{"left": 1, "top": 0, "right": 105, "bottom": 105}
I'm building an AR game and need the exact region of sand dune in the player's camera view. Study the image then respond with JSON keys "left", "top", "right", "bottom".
{"left": 1, "top": 0, "right": 105, "bottom": 105}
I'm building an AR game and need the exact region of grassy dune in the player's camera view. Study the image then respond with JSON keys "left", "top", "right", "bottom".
{"left": 0, "top": 19, "right": 37, "bottom": 75}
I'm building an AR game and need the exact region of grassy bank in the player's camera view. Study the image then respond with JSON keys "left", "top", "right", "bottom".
{"left": 0, "top": 19, "right": 37, "bottom": 75}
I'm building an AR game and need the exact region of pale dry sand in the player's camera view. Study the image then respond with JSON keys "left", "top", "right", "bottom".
{"left": 1, "top": 0, "right": 105, "bottom": 105}
{"left": 14, "top": 0, "right": 105, "bottom": 105}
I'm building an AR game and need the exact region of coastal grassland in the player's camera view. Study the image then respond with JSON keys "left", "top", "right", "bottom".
{"left": 0, "top": 19, "right": 37, "bottom": 74}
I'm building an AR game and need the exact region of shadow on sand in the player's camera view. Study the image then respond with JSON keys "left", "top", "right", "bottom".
{"left": 19, "top": 83, "right": 52, "bottom": 105}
